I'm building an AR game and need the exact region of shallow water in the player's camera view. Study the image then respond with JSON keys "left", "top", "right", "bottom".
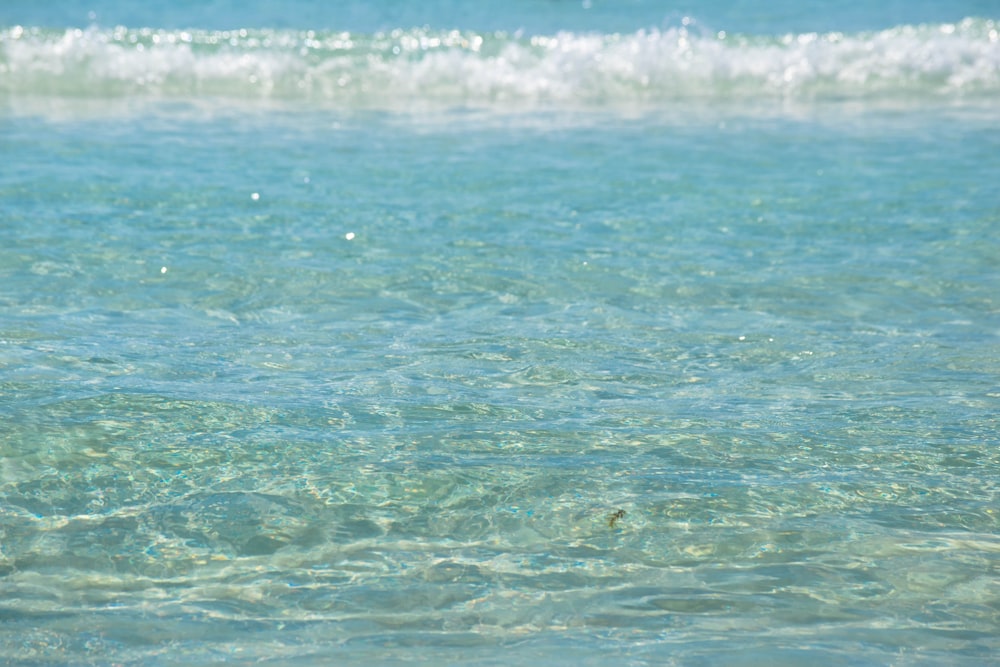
{"left": 1, "top": 2, "right": 999, "bottom": 665}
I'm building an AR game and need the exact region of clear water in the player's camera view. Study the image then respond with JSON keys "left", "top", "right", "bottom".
{"left": 1, "top": 2, "right": 999, "bottom": 666}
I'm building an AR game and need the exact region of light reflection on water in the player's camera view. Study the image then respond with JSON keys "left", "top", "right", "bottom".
{"left": 1, "top": 107, "right": 998, "bottom": 664}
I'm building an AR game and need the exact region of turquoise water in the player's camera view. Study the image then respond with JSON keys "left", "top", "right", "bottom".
{"left": 2, "top": 2, "right": 999, "bottom": 665}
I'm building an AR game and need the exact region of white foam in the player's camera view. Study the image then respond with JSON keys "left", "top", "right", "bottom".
{"left": 1, "top": 19, "right": 997, "bottom": 109}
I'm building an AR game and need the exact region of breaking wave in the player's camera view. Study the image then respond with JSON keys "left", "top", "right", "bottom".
{"left": 1, "top": 18, "right": 997, "bottom": 109}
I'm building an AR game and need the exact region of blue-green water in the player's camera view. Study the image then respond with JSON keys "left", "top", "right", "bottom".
{"left": 2, "top": 2, "right": 999, "bottom": 665}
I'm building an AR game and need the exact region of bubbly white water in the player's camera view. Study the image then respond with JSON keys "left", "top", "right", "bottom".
{"left": 1, "top": 19, "right": 998, "bottom": 108}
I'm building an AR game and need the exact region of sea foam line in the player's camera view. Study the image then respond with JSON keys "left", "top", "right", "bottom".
{"left": 1, "top": 19, "right": 997, "bottom": 107}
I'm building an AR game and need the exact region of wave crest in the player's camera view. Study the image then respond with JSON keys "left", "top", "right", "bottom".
{"left": 1, "top": 19, "right": 998, "bottom": 108}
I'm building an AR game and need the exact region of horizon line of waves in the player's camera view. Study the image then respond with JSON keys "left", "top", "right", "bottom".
{"left": 1, "top": 19, "right": 997, "bottom": 107}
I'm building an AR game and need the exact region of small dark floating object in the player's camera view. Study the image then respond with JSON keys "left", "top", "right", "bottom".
{"left": 608, "top": 509, "right": 626, "bottom": 528}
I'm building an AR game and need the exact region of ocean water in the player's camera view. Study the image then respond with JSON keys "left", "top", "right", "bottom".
{"left": 1, "top": 1, "right": 999, "bottom": 665}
